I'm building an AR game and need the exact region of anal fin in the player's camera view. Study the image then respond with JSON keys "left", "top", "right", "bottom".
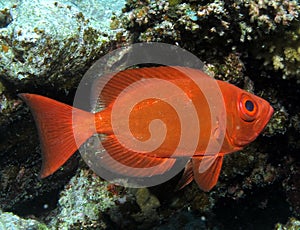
{"left": 176, "top": 159, "right": 194, "bottom": 190}
{"left": 98, "top": 136, "right": 176, "bottom": 178}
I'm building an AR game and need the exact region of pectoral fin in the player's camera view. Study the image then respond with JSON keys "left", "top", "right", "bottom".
{"left": 192, "top": 155, "right": 223, "bottom": 192}
{"left": 177, "top": 155, "right": 223, "bottom": 192}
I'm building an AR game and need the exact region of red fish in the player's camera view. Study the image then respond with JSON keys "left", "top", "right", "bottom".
{"left": 19, "top": 66, "right": 274, "bottom": 191}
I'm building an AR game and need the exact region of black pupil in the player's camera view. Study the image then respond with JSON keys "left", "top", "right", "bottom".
{"left": 245, "top": 100, "right": 254, "bottom": 112}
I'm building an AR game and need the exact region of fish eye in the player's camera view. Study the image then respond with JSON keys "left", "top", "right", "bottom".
{"left": 239, "top": 94, "right": 258, "bottom": 122}
{"left": 245, "top": 100, "right": 254, "bottom": 112}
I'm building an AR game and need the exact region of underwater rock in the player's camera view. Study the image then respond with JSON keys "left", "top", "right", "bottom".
{"left": 257, "top": 22, "right": 300, "bottom": 80}
{"left": 152, "top": 210, "right": 207, "bottom": 230}
{"left": 0, "top": 209, "right": 48, "bottom": 229}
{"left": 130, "top": 187, "right": 161, "bottom": 226}
{"left": 204, "top": 53, "right": 245, "bottom": 85}
{"left": 0, "top": 0, "right": 126, "bottom": 90}
{"left": 121, "top": 0, "right": 300, "bottom": 80}
{"left": 283, "top": 164, "right": 300, "bottom": 218}
{"left": 0, "top": 0, "right": 127, "bottom": 223}
{"left": 50, "top": 169, "right": 116, "bottom": 229}
{"left": 275, "top": 217, "right": 300, "bottom": 230}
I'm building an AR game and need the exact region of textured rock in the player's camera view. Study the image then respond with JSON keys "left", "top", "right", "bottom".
{"left": 50, "top": 169, "right": 116, "bottom": 229}
{"left": 0, "top": 0, "right": 126, "bottom": 224}
{"left": 0, "top": 209, "right": 48, "bottom": 230}
{"left": 0, "top": 0, "right": 125, "bottom": 89}
{"left": 275, "top": 217, "right": 300, "bottom": 230}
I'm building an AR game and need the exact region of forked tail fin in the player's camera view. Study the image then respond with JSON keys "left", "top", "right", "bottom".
{"left": 19, "top": 93, "right": 96, "bottom": 178}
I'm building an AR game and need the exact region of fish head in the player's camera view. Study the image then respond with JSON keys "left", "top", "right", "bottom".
{"left": 218, "top": 81, "right": 274, "bottom": 149}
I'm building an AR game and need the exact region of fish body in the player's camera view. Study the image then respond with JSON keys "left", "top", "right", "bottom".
{"left": 19, "top": 66, "right": 274, "bottom": 191}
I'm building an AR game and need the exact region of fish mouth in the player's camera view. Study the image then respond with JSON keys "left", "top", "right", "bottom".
{"left": 228, "top": 105, "right": 274, "bottom": 148}
{"left": 264, "top": 106, "right": 274, "bottom": 127}
{"left": 254, "top": 105, "right": 274, "bottom": 136}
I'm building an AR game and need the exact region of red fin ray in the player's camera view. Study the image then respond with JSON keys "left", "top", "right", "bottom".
{"left": 177, "top": 155, "right": 223, "bottom": 191}
{"left": 192, "top": 155, "right": 223, "bottom": 191}
{"left": 98, "top": 136, "right": 176, "bottom": 177}
{"left": 19, "top": 94, "right": 95, "bottom": 178}
{"left": 176, "top": 159, "right": 194, "bottom": 190}
{"left": 94, "top": 66, "right": 207, "bottom": 107}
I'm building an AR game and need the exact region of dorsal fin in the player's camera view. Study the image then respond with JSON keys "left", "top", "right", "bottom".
{"left": 93, "top": 66, "right": 208, "bottom": 107}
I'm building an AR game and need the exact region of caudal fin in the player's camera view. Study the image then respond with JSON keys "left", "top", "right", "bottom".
{"left": 19, "top": 93, "right": 96, "bottom": 178}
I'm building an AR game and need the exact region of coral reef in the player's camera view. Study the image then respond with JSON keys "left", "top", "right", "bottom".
{"left": 121, "top": 0, "right": 300, "bottom": 80}
{"left": 258, "top": 22, "right": 300, "bottom": 80}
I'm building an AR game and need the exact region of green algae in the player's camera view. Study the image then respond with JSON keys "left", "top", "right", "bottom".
{"left": 168, "top": 0, "right": 182, "bottom": 7}
{"left": 134, "top": 187, "right": 160, "bottom": 214}
{"left": 128, "top": 187, "right": 161, "bottom": 226}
